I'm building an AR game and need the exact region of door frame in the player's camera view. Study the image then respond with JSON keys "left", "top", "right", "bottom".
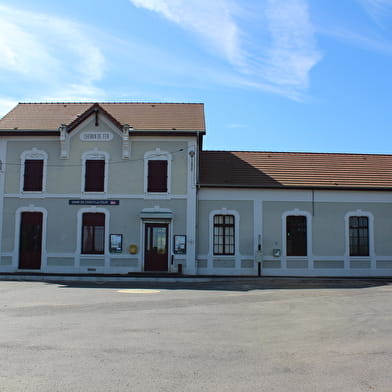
{"left": 15, "top": 207, "right": 47, "bottom": 270}
{"left": 142, "top": 220, "right": 171, "bottom": 272}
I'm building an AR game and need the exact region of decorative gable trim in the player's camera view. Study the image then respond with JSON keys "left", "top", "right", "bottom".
{"left": 67, "top": 103, "right": 123, "bottom": 133}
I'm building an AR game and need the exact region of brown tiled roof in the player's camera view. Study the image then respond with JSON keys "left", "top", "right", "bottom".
{"left": 0, "top": 102, "right": 205, "bottom": 131}
{"left": 200, "top": 150, "right": 392, "bottom": 190}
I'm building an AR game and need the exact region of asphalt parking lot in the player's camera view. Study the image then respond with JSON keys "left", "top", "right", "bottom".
{"left": 0, "top": 278, "right": 392, "bottom": 391}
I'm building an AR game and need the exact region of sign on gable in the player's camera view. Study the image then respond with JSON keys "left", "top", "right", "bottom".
{"left": 80, "top": 132, "right": 113, "bottom": 141}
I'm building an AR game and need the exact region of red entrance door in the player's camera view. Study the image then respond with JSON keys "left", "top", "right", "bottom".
{"left": 144, "top": 223, "right": 168, "bottom": 271}
{"left": 19, "top": 212, "right": 43, "bottom": 270}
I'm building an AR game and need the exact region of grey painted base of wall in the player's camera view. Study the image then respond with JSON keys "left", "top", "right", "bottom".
{"left": 2, "top": 255, "right": 392, "bottom": 276}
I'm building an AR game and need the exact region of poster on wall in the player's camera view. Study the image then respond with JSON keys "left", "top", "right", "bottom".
{"left": 173, "top": 235, "right": 186, "bottom": 254}
{"left": 110, "top": 234, "right": 123, "bottom": 253}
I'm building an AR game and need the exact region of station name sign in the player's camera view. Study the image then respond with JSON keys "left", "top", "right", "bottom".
{"left": 80, "top": 132, "right": 113, "bottom": 141}
{"left": 69, "top": 200, "right": 120, "bottom": 206}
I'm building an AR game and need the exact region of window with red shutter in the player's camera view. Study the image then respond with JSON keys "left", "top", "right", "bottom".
{"left": 23, "top": 160, "right": 44, "bottom": 191}
{"left": 147, "top": 160, "right": 168, "bottom": 192}
{"left": 85, "top": 160, "right": 105, "bottom": 192}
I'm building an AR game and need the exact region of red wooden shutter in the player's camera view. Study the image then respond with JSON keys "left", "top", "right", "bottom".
{"left": 85, "top": 160, "right": 105, "bottom": 192}
{"left": 147, "top": 160, "right": 168, "bottom": 192}
{"left": 23, "top": 160, "right": 43, "bottom": 191}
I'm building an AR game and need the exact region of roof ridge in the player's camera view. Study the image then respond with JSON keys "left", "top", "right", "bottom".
{"left": 18, "top": 102, "right": 204, "bottom": 105}
{"left": 202, "top": 150, "right": 392, "bottom": 157}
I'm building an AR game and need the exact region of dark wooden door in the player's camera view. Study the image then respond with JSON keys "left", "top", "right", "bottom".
{"left": 144, "top": 223, "right": 168, "bottom": 271}
{"left": 19, "top": 212, "right": 43, "bottom": 269}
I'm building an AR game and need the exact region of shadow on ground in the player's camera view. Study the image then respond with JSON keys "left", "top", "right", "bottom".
{"left": 30, "top": 277, "right": 392, "bottom": 291}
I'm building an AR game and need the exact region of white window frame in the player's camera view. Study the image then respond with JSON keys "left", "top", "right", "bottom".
{"left": 144, "top": 149, "right": 172, "bottom": 195}
{"left": 81, "top": 149, "right": 109, "bottom": 194}
{"left": 20, "top": 148, "right": 48, "bottom": 194}
{"left": 282, "top": 209, "right": 312, "bottom": 258}
{"left": 344, "top": 210, "right": 374, "bottom": 258}
{"left": 208, "top": 208, "right": 240, "bottom": 257}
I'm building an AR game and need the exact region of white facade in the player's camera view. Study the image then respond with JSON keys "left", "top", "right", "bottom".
{"left": 197, "top": 188, "right": 392, "bottom": 276}
{"left": 0, "top": 102, "right": 391, "bottom": 277}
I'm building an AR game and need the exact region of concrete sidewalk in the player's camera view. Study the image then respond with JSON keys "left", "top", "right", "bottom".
{"left": 0, "top": 272, "right": 391, "bottom": 290}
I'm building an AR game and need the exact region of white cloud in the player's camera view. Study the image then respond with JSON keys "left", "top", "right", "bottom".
{"left": 320, "top": 27, "right": 392, "bottom": 56}
{"left": 44, "top": 84, "right": 107, "bottom": 103}
{"left": 129, "top": 0, "right": 322, "bottom": 99}
{"left": 262, "top": 0, "right": 322, "bottom": 89}
{"left": 0, "top": 98, "right": 18, "bottom": 119}
{"left": 227, "top": 123, "right": 247, "bottom": 129}
{"left": 360, "top": 0, "right": 392, "bottom": 24}
{"left": 0, "top": 5, "right": 106, "bottom": 100}
{"left": 130, "top": 0, "right": 243, "bottom": 66}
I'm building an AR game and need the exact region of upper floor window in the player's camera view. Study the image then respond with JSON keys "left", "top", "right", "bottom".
{"left": 23, "top": 160, "right": 44, "bottom": 191}
{"left": 20, "top": 148, "right": 47, "bottom": 193}
{"left": 144, "top": 149, "right": 172, "bottom": 194}
{"left": 349, "top": 216, "right": 369, "bottom": 256}
{"left": 147, "top": 160, "right": 168, "bottom": 192}
{"left": 85, "top": 160, "right": 105, "bottom": 192}
{"left": 286, "top": 215, "right": 307, "bottom": 256}
{"left": 82, "top": 149, "right": 109, "bottom": 193}
{"left": 213, "top": 214, "right": 235, "bottom": 255}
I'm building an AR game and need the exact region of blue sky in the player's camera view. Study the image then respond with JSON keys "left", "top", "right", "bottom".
{"left": 0, "top": 0, "right": 391, "bottom": 154}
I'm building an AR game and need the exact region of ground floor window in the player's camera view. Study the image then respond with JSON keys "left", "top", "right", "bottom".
{"left": 82, "top": 213, "right": 105, "bottom": 254}
{"left": 213, "top": 214, "right": 235, "bottom": 255}
{"left": 349, "top": 216, "right": 369, "bottom": 256}
{"left": 286, "top": 215, "right": 307, "bottom": 256}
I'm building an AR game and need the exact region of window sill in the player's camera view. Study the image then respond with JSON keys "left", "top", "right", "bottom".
{"left": 82, "top": 192, "right": 107, "bottom": 197}
{"left": 20, "top": 191, "right": 46, "bottom": 198}
{"left": 212, "top": 254, "right": 236, "bottom": 257}
{"left": 144, "top": 192, "right": 171, "bottom": 199}
{"left": 80, "top": 254, "right": 105, "bottom": 257}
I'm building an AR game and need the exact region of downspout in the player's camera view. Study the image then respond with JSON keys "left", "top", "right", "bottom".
{"left": 195, "top": 131, "right": 201, "bottom": 275}
{"left": 312, "top": 188, "right": 315, "bottom": 216}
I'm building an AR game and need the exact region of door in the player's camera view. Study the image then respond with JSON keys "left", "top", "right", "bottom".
{"left": 19, "top": 212, "right": 43, "bottom": 269}
{"left": 144, "top": 223, "right": 168, "bottom": 271}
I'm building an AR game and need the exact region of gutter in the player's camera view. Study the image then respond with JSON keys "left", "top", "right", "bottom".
{"left": 0, "top": 130, "right": 60, "bottom": 136}
{"left": 198, "top": 184, "right": 392, "bottom": 192}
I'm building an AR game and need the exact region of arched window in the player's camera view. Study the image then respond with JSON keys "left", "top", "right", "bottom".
{"left": 345, "top": 211, "right": 373, "bottom": 257}
{"left": 81, "top": 212, "right": 105, "bottom": 254}
{"left": 213, "top": 214, "right": 235, "bottom": 255}
{"left": 209, "top": 209, "right": 240, "bottom": 256}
